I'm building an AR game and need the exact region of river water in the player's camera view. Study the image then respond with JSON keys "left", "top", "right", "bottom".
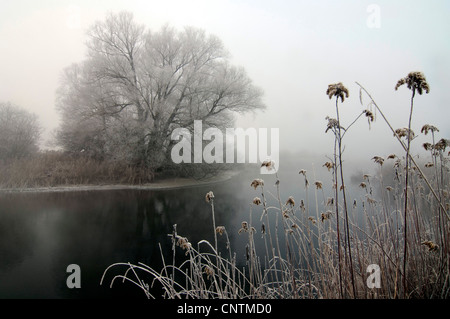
{"left": 0, "top": 159, "right": 367, "bottom": 299}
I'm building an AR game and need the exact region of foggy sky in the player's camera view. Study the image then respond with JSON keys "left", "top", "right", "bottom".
{"left": 1, "top": 0, "right": 449, "bottom": 165}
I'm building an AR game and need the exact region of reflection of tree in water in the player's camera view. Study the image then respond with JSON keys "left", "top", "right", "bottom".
{"left": 134, "top": 185, "right": 242, "bottom": 260}
{"left": 0, "top": 180, "right": 246, "bottom": 298}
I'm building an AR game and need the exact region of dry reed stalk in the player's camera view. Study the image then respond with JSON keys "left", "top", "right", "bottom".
{"left": 99, "top": 76, "right": 448, "bottom": 300}
{"left": 356, "top": 82, "right": 448, "bottom": 220}
{"left": 326, "top": 82, "right": 356, "bottom": 298}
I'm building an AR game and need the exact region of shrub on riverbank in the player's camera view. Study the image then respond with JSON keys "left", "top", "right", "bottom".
{"left": 0, "top": 151, "right": 155, "bottom": 189}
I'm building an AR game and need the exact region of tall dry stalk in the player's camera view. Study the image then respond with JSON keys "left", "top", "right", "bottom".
{"left": 355, "top": 81, "right": 448, "bottom": 220}
{"left": 326, "top": 82, "right": 356, "bottom": 297}
{"left": 395, "top": 71, "right": 430, "bottom": 297}
{"left": 356, "top": 75, "right": 450, "bottom": 298}
{"left": 100, "top": 74, "right": 448, "bottom": 300}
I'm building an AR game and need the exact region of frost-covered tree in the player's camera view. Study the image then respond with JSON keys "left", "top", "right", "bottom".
{"left": 56, "top": 11, "right": 265, "bottom": 170}
{"left": 0, "top": 102, "right": 41, "bottom": 160}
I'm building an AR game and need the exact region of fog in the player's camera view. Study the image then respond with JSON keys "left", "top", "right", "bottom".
{"left": 1, "top": 0, "right": 449, "bottom": 167}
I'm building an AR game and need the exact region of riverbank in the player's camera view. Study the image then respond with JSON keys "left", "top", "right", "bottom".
{"left": 0, "top": 150, "right": 246, "bottom": 193}
{"left": 0, "top": 170, "right": 238, "bottom": 193}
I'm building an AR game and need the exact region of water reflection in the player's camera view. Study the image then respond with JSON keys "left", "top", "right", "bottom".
{"left": 0, "top": 159, "right": 365, "bottom": 298}
{"left": 0, "top": 172, "right": 257, "bottom": 298}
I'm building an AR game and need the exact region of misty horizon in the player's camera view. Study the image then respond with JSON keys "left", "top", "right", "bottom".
{"left": 1, "top": 1, "right": 449, "bottom": 164}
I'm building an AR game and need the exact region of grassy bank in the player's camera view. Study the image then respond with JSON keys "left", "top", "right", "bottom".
{"left": 0, "top": 151, "right": 155, "bottom": 189}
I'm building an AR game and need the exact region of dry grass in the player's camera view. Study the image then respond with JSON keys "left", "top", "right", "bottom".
{"left": 101, "top": 148, "right": 449, "bottom": 299}
{"left": 101, "top": 74, "right": 449, "bottom": 299}
{"left": 0, "top": 151, "right": 154, "bottom": 189}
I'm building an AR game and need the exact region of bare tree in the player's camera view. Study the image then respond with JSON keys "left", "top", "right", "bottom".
{"left": 0, "top": 102, "right": 41, "bottom": 161}
{"left": 56, "top": 11, "right": 265, "bottom": 171}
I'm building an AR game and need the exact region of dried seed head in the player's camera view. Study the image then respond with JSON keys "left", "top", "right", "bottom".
{"left": 251, "top": 179, "right": 264, "bottom": 190}
{"left": 434, "top": 138, "right": 449, "bottom": 151}
{"left": 204, "top": 265, "right": 215, "bottom": 278}
{"left": 423, "top": 142, "right": 433, "bottom": 151}
{"left": 239, "top": 221, "right": 249, "bottom": 234}
{"left": 425, "top": 162, "right": 434, "bottom": 168}
{"left": 366, "top": 195, "right": 377, "bottom": 205}
{"left": 395, "top": 127, "right": 415, "bottom": 140}
{"left": 261, "top": 160, "right": 275, "bottom": 171}
{"left": 359, "top": 182, "right": 367, "bottom": 189}
{"left": 282, "top": 210, "right": 289, "bottom": 218}
{"left": 323, "top": 161, "right": 334, "bottom": 171}
{"left": 321, "top": 211, "right": 332, "bottom": 222}
{"left": 386, "top": 186, "right": 394, "bottom": 192}
{"left": 326, "top": 82, "right": 349, "bottom": 102}
{"left": 308, "top": 216, "right": 317, "bottom": 224}
{"left": 363, "top": 109, "right": 375, "bottom": 127}
{"left": 314, "top": 181, "right": 323, "bottom": 190}
{"left": 177, "top": 237, "right": 192, "bottom": 254}
{"left": 205, "top": 191, "right": 215, "bottom": 203}
{"left": 395, "top": 71, "right": 430, "bottom": 95}
{"left": 421, "top": 240, "right": 439, "bottom": 252}
{"left": 300, "top": 199, "right": 306, "bottom": 212}
{"left": 325, "top": 117, "right": 338, "bottom": 132}
{"left": 387, "top": 154, "right": 397, "bottom": 160}
{"left": 252, "top": 197, "right": 262, "bottom": 205}
{"left": 286, "top": 196, "right": 295, "bottom": 207}
{"left": 326, "top": 197, "right": 334, "bottom": 206}
{"left": 395, "top": 78, "right": 406, "bottom": 90}
{"left": 216, "top": 226, "right": 226, "bottom": 236}
{"left": 299, "top": 171, "right": 309, "bottom": 188}
{"left": 372, "top": 156, "right": 385, "bottom": 166}
{"left": 421, "top": 124, "right": 439, "bottom": 135}
{"left": 325, "top": 116, "right": 345, "bottom": 133}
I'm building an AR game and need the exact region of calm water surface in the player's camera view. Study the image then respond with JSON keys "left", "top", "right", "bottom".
{"left": 0, "top": 167, "right": 271, "bottom": 298}
{"left": 0, "top": 161, "right": 364, "bottom": 299}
